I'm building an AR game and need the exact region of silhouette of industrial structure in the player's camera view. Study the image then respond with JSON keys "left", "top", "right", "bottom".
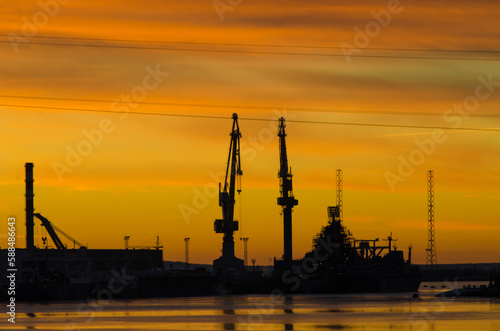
{"left": 25, "top": 163, "right": 35, "bottom": 250}
{"left": 0, "top": 113, "right": 424, "bottom": 301}
{"left": 426, "top": 170, "right": 437, "bottom": 265}
{"left": 336, "top": 169, "right": 343, "bottom": 222}
{"left": 276, "top": 117, "right": 299, "bottom": 268}
{"left": 213, "top": 113, "right": 244, "bottom": 271}
{"left": 0, "top": 163, "right": 162, "bottom": 301}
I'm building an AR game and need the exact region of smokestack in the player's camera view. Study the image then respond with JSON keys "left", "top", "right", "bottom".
{"left": 25, "top": 162, "right": 34, "bottom": 250}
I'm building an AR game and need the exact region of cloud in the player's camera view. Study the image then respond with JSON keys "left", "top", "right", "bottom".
{"left": 1, "top": 0, "right": 499, "bottom": 262}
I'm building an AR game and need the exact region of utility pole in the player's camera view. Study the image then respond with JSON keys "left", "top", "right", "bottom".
{"left": 184, "top": 237, "right": 190, "bottom": 268}
{"left": 426, "top": 170, "right": 437, "bottom": 266}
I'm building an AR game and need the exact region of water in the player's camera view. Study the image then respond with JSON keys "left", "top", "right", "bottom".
{"left": 4, "top": 282, "right": 500, "bottom": 330}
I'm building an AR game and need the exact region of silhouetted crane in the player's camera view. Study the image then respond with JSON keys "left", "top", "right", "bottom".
{"left": 34, "top": 213, "right": 85, "bottom": 249}
{"left": 277, "top": 117, "right": 298, "bottom": 266}
{"left": 213, "top": 113, "right": 244, "bottom": 271}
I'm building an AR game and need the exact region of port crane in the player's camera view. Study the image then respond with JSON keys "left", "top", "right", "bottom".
{"left": 277, "top": 117, "right": 298, "bottom": 266}
{"left": 34, "top": 213, "right": 85, "bottom": 249}
{"left": 213, "top": 113, "right": 244, "bottom": 271}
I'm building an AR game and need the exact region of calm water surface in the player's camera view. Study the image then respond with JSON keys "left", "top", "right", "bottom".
{"left": 4, "top": 282, "right": 500, "bottom": 330}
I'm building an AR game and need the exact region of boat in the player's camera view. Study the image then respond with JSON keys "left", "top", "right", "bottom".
{"left": 436, "top": 275, "right": 499, "bottom": 297}
{"left": 274, "top": 205, "right": 422, "bottom": 294}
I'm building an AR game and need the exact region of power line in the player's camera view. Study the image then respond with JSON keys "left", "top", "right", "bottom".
{"left": 1, "top": 102, "right": 499, "bottom": 132}
{"left": 3, "top": 34, "right": 500, "bottom": 55}
{"left": 1, "top": 40, "right": 500, "bottom": 62}
{"left": 0, "top": 94, "right": 499, "bottom": 119}
{"left": 289, "top": 119, "right": 500, "bottom": 132}
{"left": 0, "top": 103, "right": 228, "bottom": 120}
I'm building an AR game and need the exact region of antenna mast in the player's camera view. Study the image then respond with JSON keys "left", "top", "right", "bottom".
{"left": 426, "top": 170, "right": 437, "bottom": 266}
{"left": 336, "top": 169, "right": 343, "bottom": 223}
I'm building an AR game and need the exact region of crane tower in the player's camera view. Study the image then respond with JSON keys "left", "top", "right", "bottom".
{"left": 277, "top": 117, "right": 298, "bottom": 266}
{"left": 213, "top": 113, "right": 244, "bottom": 271}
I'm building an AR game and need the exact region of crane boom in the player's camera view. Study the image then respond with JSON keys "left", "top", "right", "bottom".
{"left": 34, "top": 213, "right": 85, "bottom": 249}
{"left": 277, "top": 117, "right": 298, "bottom": 266}
{"left": 34, "top": 213, "right": 66, "bottom": 249}
{"left": 50, "top": 222, "right": 86, "bottom": 249}
{"left": 213, "top": 113, "right": 244, "bottom": 271}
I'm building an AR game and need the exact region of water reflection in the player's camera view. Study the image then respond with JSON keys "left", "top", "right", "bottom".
{"left": 5, "top": 288, "right": 500, "bottom": 331}
{"left": 224, "top": 322, "right": 235, "bottom": 330}
{"left": 314, "top": 325, "right": 348, "bottom": 330}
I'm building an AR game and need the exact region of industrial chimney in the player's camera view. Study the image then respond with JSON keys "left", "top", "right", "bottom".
{"left": 25, "top": 162, "right": 34, "bottom": 250}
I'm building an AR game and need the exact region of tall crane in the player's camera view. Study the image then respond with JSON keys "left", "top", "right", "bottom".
{"left": 277, "top": 117, "right": 298, "bottom": 266}
{"left": 213, "top": 113, "right": 244, "bottom": 271}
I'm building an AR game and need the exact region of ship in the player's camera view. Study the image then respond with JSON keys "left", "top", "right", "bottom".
{"left": 272, "top": 205, "right": 422, "bottom": 294}
{"left": 436, "top": 275, "right": 499, "bottom": 297}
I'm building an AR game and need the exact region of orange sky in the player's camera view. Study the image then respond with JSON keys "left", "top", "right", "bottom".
{"left": 1, "top": 0, "right": 499, "bottom": 265}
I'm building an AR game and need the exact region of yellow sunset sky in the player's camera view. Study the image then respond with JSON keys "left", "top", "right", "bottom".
{"left": 1, "top": 0, "right": 499, "bottom": 265}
